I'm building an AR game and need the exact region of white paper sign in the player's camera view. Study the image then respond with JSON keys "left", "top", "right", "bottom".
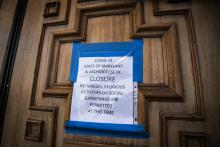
{"left": 70, "top": 56, "right": 134, "bottom": 124}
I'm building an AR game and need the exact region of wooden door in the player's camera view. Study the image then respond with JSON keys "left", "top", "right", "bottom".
{"left": 1, "top": 0, "right": 220, "bottom": 147}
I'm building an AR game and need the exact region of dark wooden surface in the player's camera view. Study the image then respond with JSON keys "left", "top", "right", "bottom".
{"left": 0, "top": 0, "right": 220, "bottom": 146}
{"left": 0, "top": 0, "right": 28, "bottom": 143}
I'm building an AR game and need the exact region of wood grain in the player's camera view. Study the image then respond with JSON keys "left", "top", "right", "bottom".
{"left": 1, "top": 0, "right": 220, "bottom": 147}
{"left": 0, "top": 0, "right": 18, "bottom": 71}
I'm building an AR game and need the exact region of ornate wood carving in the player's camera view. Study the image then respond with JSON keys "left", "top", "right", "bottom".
{"left": 24, "top": 119, "right": 44, "bottom": 142}
{"left": 152, "top": 1, "right": 206, "bottom": 146}
{"left": 43, "top": 1, "right": 183, "bottom": 102}
{"left": 179, "top": 131, "right": 210, "bottom": 147}
{"left": 43, "top": 1, "right": 60, "bottom": 17}
{"left": 27, "top": 0, "right": 71, "bottom": 146}
{"left": 27, "top": 0, "right": 208, "bottom": 146}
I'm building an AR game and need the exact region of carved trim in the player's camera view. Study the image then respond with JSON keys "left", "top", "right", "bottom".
{"left": 34, "top": 1, "right": 183, "bottom": 145}
{"left": 28, "top": 0, "right": 71, "bottom": 147}
{"left": 43, "top": 1, "right": 182, "bottom": 102}
{"left": 31, "top": 0, "right": 71, "bottom": 105}
{"left": 139, "top": 84, "right": 182, "bottom": 101}
{"left": 43, "top": 1, "right": 60, "bottom": 17}
{"left": 43, "top": 1, "right": 136, "bottom": 98}
{"left": 24, "top": 119, "right": 44, "bottom": 142}
{"left": 30, "top": 106, "right": 58, "bottom": 146}
{"left": 151, "top": 1, "right": 206, "bottom": 146}
{"left": 43, "top": 88, "right": 71, "bottom": 98}
{"left": 28, "top": 0, "right": 206, "bottom": 146}
{"left": 179, "top": 131, "right": 210, "bottom": 147}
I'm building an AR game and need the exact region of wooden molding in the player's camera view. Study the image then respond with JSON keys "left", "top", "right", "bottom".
{"left": 43, "top": 1, "right": 60, "bottom": 17}
{"left": 26, "top": 0, "right": 206, "bottom": 146}
{"left": 43, "top": 88, "right": 71, "bottom": 98}
{"left": 42, "top": 1, "right": 136, "bottom": 98}
{"left": 152, "top": 1, "right": 206, "bottom": 146}
{"left": 24, "top": 119, "right": 44, "bottom": 142}
{"left": 139, "top": 84, "right": 182, "bottom": 101}
{"left": 27, "top": 0, "right": 71, "bottom": 146}
{"left": 42, "top": 0, "right": 183, "bottom": 102}
{"left": 29, "top": 106, "right": 58, "bottom": 146}
{"left": 179, "top": 131, "right": 209, "bottom": 147}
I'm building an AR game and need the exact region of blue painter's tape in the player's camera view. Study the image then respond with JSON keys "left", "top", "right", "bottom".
{"left": 69, "top": 42, "right": 80, "bottom": 82}
{"left": 133, "top": 39, "right": 143, "bottom": 82}
{"left": 69, "top": 39, "right": 143, "bottom": 82}
{"left": 65, "top": 121, "right": 149, "bottom": 139}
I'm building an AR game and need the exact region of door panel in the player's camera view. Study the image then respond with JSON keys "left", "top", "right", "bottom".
{"left": 1, "top": 0, "right": 220, "bottom": 147}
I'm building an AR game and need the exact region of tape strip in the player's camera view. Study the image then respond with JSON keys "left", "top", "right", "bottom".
{"left": 65, "top": 121, "right": 149, "bottom": 139}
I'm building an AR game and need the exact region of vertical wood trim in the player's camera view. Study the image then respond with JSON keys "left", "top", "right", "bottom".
{"left": 0, "top": 0, "right": 28, "bottom": 142}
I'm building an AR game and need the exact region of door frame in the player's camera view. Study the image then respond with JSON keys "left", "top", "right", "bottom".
{"left": 0, "top": 0, "right": 28, "bottom": 142}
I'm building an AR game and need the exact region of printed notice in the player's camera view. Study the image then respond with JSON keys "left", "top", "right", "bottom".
{"left": 70, "top": 56, "right": 134, "bottom": 124}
